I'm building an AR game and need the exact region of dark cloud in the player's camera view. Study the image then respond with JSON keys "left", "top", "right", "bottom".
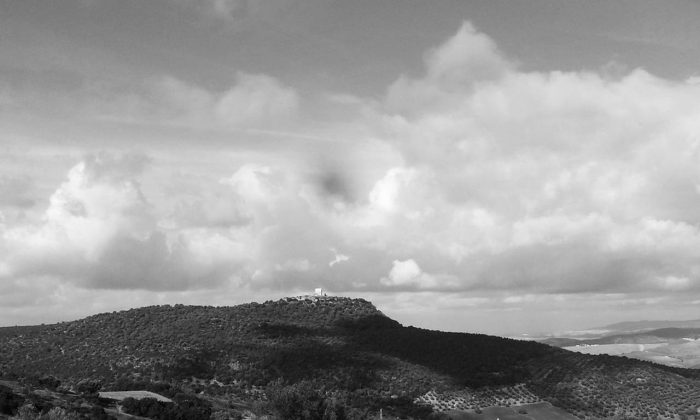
{"left": 316, "top": 170, "right": 355, "bottom": 203}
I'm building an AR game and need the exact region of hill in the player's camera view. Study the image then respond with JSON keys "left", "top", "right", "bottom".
{"left": 2, "top": 296, "right": 700, "bottom": 419}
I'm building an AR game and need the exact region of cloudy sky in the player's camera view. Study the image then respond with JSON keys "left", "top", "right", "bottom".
{"left": 2, "top": 0, "right": 700, "bottom": 335}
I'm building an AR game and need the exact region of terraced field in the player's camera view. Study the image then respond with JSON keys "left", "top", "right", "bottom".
{"left": 443, "top": 402, "right": 579, "bottom": 420}
{"left": 564, "top": 343, "right": 666, "bottom": 356}
{"left": 528, "top": 352, "right": 700, "bottom": 419}
{"left": 415, "top": 384, "right": 542, "bottom": 412}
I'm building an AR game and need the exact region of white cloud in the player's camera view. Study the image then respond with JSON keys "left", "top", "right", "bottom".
{"left": 220, "top": 164, "right": 278, "bottom": 203}
{"left": 151, "top": 76, "right": 214, "bottom": 120}
{"left": 328, "top": 248, "right": 349, "bottom": 267}
{"left": 368, "top": 167, "right": 416, "bottom": 214}
{"left": 5, "top": 20, "right": 700, "bottom": 330}
{"left": 51, "top": 72, "right": 301, "bottom": 130}
{"left": 146, "top": 73, "right": 299, "bottom": 128}
{"left": 0, "top": 153, "right": 248, "bottom": 291}
{"left": 380, "top": 259, "right": 439, "bottom": 289}
{"left": 386, "top": 21, "right": 511, "bottom": 115}
{"left": 8, "top": 22, "right": 700, "bottom": 299}
{"left": 656, "top": 275, "right": 691, "bottom": 291}
{"left": 215, "top": 73, "right": 299, "bottom": 126}
{"left": 383, "top": 259, "right": 422, "bottom": 286}
{"left": 359, "top": 22, "right": 700, "bottom": 295}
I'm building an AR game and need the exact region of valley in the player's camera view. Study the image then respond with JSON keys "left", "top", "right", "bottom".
{"left": 541, "top": 321, "right": 700, "bottom": 369}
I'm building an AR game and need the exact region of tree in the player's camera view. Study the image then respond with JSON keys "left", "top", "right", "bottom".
{"left": 13, "top": 404, "right": 38, "bottom": 420}
{"left": 40, "top": 407, "right": 79, "bottom": 420}
{"left": 76, "top": 380, "right": 102, "bottom": 395}
{"left": 0, "top": 386, "right": 24, "bottom": 415}
{"left": 267, "top": 380, "right": 351, "bottom": 420}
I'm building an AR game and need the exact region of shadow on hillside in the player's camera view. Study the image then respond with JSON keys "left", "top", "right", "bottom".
{"left": 163, "top": 322, "right": 394, "bottom": 389}
{"left": 259, "top": 341, "right": 390, "bottom": 388}
{"left": 340, "top": 315, "right": 554, "bottom": 388}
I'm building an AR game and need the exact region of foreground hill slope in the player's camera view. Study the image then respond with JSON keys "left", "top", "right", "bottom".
{"left": 1, "top": 296, "right": 700, "bottom": 419}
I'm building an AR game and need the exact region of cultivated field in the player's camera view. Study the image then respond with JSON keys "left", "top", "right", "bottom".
{"left": 565, "top": 340, "right": 700, "bottom": 368}
{"left": 415, "top": 384, "right": 542, "bottom": 412}
{"left": 98, "top": 390, "right": 173, "bottom": 403}
{"left": 564, "top": 343, "right": 666, "bottom": 356}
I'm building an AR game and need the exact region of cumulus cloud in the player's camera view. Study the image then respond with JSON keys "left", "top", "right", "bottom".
{"left": 5, "top": 20, "right": 700, "bottom": 331}
{"left": 0, "top": 153, "right": 248, "bottom": 291}
{"left": 148, "top": 72, "right": 299, "bottom": 127}
{"left": 215, "top": 73, "right": 299, "bottom": 126}
{"left": 73, "top": 72, "right": 300, "bottom": 130}
{"left": 380, "top": 259, "right": 440, "bottom": 289}
{"left": 386, "top": 21, "right": 512, "bottom": 115}
{"left": 357, "top": 21, "right": 700, "bottom": 295}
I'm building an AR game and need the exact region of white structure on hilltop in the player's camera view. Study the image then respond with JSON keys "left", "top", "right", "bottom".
{"left": 314, "top": 287, "right": 327, "bottom": 296}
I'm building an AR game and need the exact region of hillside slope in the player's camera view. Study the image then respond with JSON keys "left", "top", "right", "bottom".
{"left": 2, "top": 296, "right": 700, "bottom": 419}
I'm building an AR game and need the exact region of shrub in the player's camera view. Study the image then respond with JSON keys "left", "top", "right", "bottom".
{"left": 0, "top": 385, "right": 24, "bottom": 415}
{"left": 76, "top": 379, "right": 102, "bottom": 395}
{"left": 14, "top": 404, "right": 39, "bottom": 420}
{"left": 267, "top": 380, "right": 348, "bottom": 420}
{"left": 40, "top": 407, "right": 79, "bottom": 420}
{"left": 38, "top": 376, "right": 61, "bottom": 390}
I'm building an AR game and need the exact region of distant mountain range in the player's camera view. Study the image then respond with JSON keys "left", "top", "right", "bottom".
{"left": 600, "top": 319, "right": 700, "bottom": 333}
{"left": 2, "top": 297, "right": 700, "bottom": 419}
{"left": 539, "top": 320, "right": 700, "bottom": 371}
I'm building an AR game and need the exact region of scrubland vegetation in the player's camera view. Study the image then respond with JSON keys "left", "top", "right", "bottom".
{"left": 1, "top": 296, "right": 700, "bottom": 419}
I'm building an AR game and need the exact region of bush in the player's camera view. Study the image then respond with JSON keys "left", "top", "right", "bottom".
{"left": 76, "top": 379, "right": 102, "bottom": 395}
{"left": 171, "top": 393, "right": 213, "bottom": 420}
{"left": 86, "top": 406, "right": 111, "bottom": 420}
{"left": 0, "top": 385, "right": 24, "bottom": 415}
{"left": 40, "top": 407, "right": 78, "bottom": 420}
{"left": 267, "top": 380, "right": 347, "bottom": 420}
{"left": 38, "top": 376, "right": 61, "bottom": 391}
{"left": 14, "top": 404, "right": 39, "bottom": 420}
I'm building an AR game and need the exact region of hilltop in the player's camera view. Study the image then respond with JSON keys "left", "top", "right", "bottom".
{"left": 1, "top": 296, "right": 700, "bottom": 419}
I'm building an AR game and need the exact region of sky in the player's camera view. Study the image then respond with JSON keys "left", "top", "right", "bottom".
{"left": 2, "top": 0, "right": 700, "bottom": 336}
